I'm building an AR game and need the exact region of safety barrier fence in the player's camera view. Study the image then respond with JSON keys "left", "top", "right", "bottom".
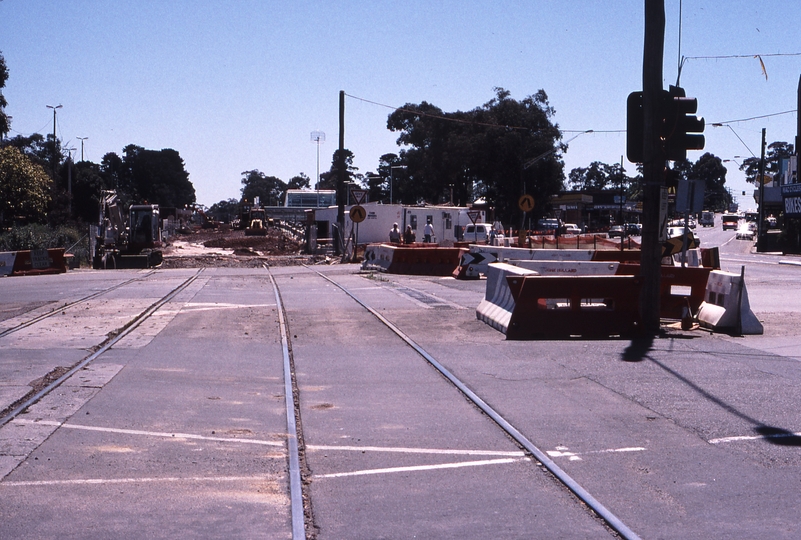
{"left": 362, "top": 244, "right": 466, "bottom": 276}
{"left": 503, "top": 274, "right": 643, "bottom": 339}
{"left": 0, "top": 248, "right": 67, "bottom": 277}
{"left": 697, "top": 268, "right": 763, "bottom": 335}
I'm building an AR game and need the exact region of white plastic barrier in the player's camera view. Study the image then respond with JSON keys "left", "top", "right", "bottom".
{"left": 460, "top": 246, "right": 596, "bottom": 278}
{"left": 476, "top": 263, "right": 538, "bottom": 334}
{"left": 672, "top": 248, "right": 703, "bottom": 267}
{"left": 361, "top": 244, "right": 395, "bottom": 272}
{"left": 511, "top": 260, "right": 619, "bottom": 276}
{"left": 0, "top": 251, "right": 17, "bottom": 276}
{"left": 697, "top": 269, "right": 763, "bottom": 335}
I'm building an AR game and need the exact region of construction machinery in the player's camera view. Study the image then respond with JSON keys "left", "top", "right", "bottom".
{"left": 243, "top": 205, "right": 271, "bottom": 236}
{"left": 91, "top": 190, "right": 163, "bottom": 269}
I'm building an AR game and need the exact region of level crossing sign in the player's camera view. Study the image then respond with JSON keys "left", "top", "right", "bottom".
{"left": 350, "top": 205, "right": 366, "bottom": 223}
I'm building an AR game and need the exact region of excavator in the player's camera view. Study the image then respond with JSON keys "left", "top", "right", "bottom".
{"left": 91, "top": 190, "right": 163, "bottom": 269}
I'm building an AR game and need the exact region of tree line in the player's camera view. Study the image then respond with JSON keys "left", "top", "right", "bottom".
{"left": 2, "top": 47, "right": 792, "bottom": 230}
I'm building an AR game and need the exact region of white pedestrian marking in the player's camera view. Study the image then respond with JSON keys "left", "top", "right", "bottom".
{"left": 315, "top": 457, "right": 529, "bottom": 479}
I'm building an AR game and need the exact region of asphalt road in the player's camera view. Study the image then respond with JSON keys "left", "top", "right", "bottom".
{"left": 1, "top": 232, "right": 800, "bottom": 538}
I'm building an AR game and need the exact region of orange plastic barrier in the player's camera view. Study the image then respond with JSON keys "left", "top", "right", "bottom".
{"left": 504, "top": 275, "right": 642, "bottom": 339}
{"left": 362, "top": 244, "right": 465, "bottom": 276}
{"left": 615, "top": 263, "right": 711, "bottom": 319}
{"left": 10, "top": 248, "right": 67, "bottom": 276}
{"left": 388, "top": 246, "right": 465, "bottom": 275}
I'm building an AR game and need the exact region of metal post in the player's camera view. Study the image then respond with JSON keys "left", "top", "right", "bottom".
{"left": 640, "top": 0, "right": 667, "bottom": 334}
{"left": 757, "top": 128, "right": 767, "bottom": 249}
{"left": 77, "top": 137, "right": 88, "bottom": 161}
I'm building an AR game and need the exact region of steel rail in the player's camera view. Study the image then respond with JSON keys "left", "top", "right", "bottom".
{"left": 267, "top": 271, "right": 307, "bottom": 540}
{"left": 0, "top": 271, "right": 156, "bottom": 339}
{"left": 0, "top": 269, "right": 203, "bottom": 429}
{"left": 310, "top": 268, "right": 642, "bottom": 540}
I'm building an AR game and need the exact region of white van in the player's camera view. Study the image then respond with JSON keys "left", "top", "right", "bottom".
{"left": 464, "top": 223, "right": 504, "bottom": 244}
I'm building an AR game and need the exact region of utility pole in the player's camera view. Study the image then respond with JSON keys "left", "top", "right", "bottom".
{"left": 757, "top": 127, "right": 767, "bottom": 249}
{"left": 337, "top": 90, "right": 345, "bottom": 256}
{"left": 639, "top": 0, "right": 666, "bottom": 334}
{"left": 46, "top": 104, "right": 62, "bottom": 177}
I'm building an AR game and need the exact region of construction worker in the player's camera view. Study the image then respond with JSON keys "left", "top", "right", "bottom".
{"left": 389, "top": 223, "right": 401, "bottom": 243}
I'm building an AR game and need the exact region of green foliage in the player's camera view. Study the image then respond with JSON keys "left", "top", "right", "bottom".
{"left": 0, "top": 224, "right": 89, "bottom": 263}
{"left": 240, "top": 170, "right": 287, "bottom": 206}
{"left": 0, "top": 146, "right": 53, "bottom": 225}
{"left": 740, "top": 141, "right": 795, "bottom": 185}
{"left": 319, "top": 149, "right": 359, "bottom": 191}
{"left": 207, "top": 198, "right": 240, "bottom": 222}
{"left": 0, "top": 51, "right": 9, "bottom": 138}
{"left": 95, "top": 145, "right": 195, "bottom": 209}
{"left": 668, "top": 153, "right": 731, "bottom": 212}
{"left": 287, "top": 173, "right": 311, "bottom": 191}
{"left": 568, "top": 162, "right": 631, "bottom": 192}
{"left": 385, "top": 88, "right": 564, "bottom": 223}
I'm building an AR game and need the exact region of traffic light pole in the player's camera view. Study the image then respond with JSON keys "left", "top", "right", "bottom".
{"left": 640, "top": 0, "right": 666, "bottom": 335}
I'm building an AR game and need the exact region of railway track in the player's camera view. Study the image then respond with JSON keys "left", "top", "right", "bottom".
{"left": 0, "top": 269, "right": 203, "bottom": 427}
{"left": 273, "top": 266, "right": 641, "bottom": 539}
{"left": 2, "top": 266, "right": 638, "bottom": 538}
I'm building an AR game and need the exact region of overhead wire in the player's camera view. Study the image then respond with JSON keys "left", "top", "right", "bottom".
{"left": 343, "top": 92, "right": 557, "bottom": 134}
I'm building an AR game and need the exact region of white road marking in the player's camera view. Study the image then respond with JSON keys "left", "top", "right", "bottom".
{"left": 547, "top": 445, "right": 646, "bottom": 461}
{"left": 709, "top": 431, "right": 801, "bottom": 445}
{"left": 12, "top": 419, "right": 283, "bottom": 447}
{"left": 315, "top": 457, "right": 528, "bottom": 479}
{"left": 307, "top": 444, "right": 525, "bottom": 457}
{"left": 1, "top": 475, "right": 274, "bottom": 487}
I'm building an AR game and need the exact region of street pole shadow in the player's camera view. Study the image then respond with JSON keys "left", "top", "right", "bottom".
{"left": 622, "top": 334, "right": 654, "bottom": 362}
{"left": 754, "top": 425, "right": 801, "bottom": 447}
{"left": 623, "top": 344, "right": 801, "bottom": 448}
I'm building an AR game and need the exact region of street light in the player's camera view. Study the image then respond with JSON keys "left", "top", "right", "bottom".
{"left": 390, "top": 165, "right": 406, "bottom": 204}
{"left": 311, "top": 131, "right": 325, "bottom": 207}
{"left": 77, "top": 136, "right": 88, "bottom": 162}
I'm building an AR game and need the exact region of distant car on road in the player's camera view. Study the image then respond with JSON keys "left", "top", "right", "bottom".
{"left": 699, "top": 211, "right": 715, "bottom": 227}
{"left": 721, "top": 214, "right": 740, "bottom": 230}
{"left": 624, "top": 223, "right": 641, "bottom": 236}
{"left": 667, "top": 226, "right": 701, "bottom": 247}
{"left": 607, "top": 225, "right": 625, "bottom": 238}
{"left": 562, "top": 223, "right": 582, "bottom": 235}
{"left": 736, "top": 223, "right": 755, "bottom": 241}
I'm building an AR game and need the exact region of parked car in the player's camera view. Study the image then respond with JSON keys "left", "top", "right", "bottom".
{"left": 624, "top": 223, "right": 641, "bottom": 236}
{"left": 562, "top": 223, "right": 582, "bottom": 235}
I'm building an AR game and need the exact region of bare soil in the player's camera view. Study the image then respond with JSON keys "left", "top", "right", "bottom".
{"left": 160, "top": 226, "right": 328, "bottom": 268}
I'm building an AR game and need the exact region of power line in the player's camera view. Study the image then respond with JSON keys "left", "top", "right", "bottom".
{"left": 343, "top": 92, "right": 556, "bottom": 133}
{"left": 711, "top": 109, "right": 797, "bottom": 125}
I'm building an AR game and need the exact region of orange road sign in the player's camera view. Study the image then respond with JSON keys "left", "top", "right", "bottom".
{"left": 350, "top": 205, "right": 366, "bottom": 223}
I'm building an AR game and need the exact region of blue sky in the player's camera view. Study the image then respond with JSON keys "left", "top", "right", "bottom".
{"left": 1, "top": 0, "right": 798, "bottom": 210}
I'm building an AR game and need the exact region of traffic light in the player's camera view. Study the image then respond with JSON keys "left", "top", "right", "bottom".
{"left": 626, "top": 91, "right": 644, "bottom": 163}
{"left": 664, "top": 85, "right": 705, "bottom": 161}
